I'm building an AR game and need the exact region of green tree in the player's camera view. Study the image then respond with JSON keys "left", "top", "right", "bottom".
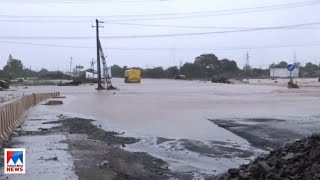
{"left": 220, "top": 59, "right": 239, "bottom": 72}
{"left": 37, "top": 68, "right": 49, "bottom": 77}
{"left": 194, "top": 54, "right": 220, "bottom": 70}
{"left": 3, "top": 59, "right": 24, "bottom": 79}
{"left": 303, "top": 62, "right": 319, "bottom": 77}
{"left": 269, "top": 61, "right": 289, "bottom": 68}
{"left": 251, "top": 68, "right": 269, "bottom": 77}
{"left": 180, "top": 62, "right": 202, "bottom": 78}
{"left": 22, "top": 68, "right": 37, "bottom": 77}
{"left": 165, "top": 66, "right": 180, "bottom": 78}
{"left": 277, "top": 61, "right": 288, "bottom": 68}
{"left": 304, "top": 62, "right": 318, "bottom": 72}
{"left": 142, "top": 67, "right": 165, "bottom": 78}
{"left": 111, "top": 65, "right": 124, "bottom": 78}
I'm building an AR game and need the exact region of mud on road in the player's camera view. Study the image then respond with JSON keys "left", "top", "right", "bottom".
{"left": 1, "top": 117, "right": 193, "bottom": 180}
{"left": 49, "top": 118, "right": 193, "bottom": 180}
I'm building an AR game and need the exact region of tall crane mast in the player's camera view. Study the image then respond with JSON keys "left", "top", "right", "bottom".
{"left": 98, "top": 40, "right": 116, "bottom": 90}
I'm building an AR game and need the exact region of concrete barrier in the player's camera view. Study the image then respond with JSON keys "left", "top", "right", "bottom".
{"left": 0, "top": 92, "right": 60, "bottom": 144}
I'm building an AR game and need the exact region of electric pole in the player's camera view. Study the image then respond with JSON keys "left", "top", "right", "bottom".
{"left": 70, "top": 57, "right": 72, "bottom": 77}
{"left": 294, "top": 51, "right": 297, "bottom": 64}
{"left": 246, "top": 52, "right": 250, "bottom": 72}
{"left": 93, "top": 19, "right": 104, "bottom": 90}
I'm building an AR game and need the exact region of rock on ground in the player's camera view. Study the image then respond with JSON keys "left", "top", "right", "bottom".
{"left": 216, "top": 134, "right": 320, "bottom": 180}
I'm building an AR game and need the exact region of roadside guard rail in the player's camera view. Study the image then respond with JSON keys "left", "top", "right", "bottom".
{"left": 0, "top": 92, "right": 60, "bottom": 145}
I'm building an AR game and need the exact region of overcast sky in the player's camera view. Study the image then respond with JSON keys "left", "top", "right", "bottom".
{"left": 0, "top": 0, "right": 319, "bottom": 71}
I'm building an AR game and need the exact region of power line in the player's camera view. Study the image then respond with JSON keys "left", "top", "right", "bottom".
{"left": 105, "top": 21, "right": 320, "bottom": 29}
{"left": 0, "top": 22, "right": 319, "bottom": 39}
{"left": 1, "top": 40, "right": 320, "bottom": 51}
{"left": 0, "top": 18, "right": 319, "bottom": 31}
{"left": 0, "top": 0, "right": 161, "bottom": 4}
{"left": 1, "top": 19, "right": 320, "bottom": 31}
{"left": 0, "top": 0, "right": 318, "bottom": 20}
{"left": 88, "top": 1, "right": 320, "bottom": 21}
{"left": 0, "top": 19, "right": 92, "bottom": 23}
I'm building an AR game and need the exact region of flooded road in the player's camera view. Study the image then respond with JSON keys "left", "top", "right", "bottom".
{"left": 15, "top": 78, "right": 320, "bottom": 138}
{"left": 4, "top": 78, "right": 320, "bottom": 176}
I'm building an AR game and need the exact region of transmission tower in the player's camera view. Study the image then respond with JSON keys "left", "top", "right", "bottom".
{"left": 90, "top": 58, "right": 96, "bottom": 69}
{"left": 246, "top": 52, "right": 250, "bottom": 72}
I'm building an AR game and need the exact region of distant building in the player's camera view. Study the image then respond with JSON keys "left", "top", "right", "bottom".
{"left": 85, "top": 68, "right": 111, "bottom": 79}
{"left": 85, "top": 69, "right": 98, "bottom": 79}
{"left": 270, "top": 68, "right": 299, "bottom": 78}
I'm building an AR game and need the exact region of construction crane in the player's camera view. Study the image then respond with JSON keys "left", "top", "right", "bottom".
{"left": 98, "top": 40, "right": 116, "bottom": 90}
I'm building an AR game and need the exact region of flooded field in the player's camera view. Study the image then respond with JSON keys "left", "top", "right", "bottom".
{"left": 1, "top": 78, "right": 320, "bottom": 178}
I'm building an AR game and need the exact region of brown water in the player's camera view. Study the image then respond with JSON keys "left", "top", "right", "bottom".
{"left": 5, "top": 78, "right": 320, "bottom": 175}
{"left": 14, "top": 78, "right": 320, "bottom": 139}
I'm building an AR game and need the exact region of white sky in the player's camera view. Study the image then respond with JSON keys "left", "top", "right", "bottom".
{"left": 0, "top": 0, "right": 319, "bottom": 71}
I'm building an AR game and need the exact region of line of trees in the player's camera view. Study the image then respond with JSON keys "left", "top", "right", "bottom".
{"left": 111, "top": 54, "right": 244, "bottom": 79}
{"left": 1, "top": 54, "right": 319, "bottom": 80}
{"left": 111, "top": 53, "right": 269, "bottom": 79}
{"left": 111, "top": 54, "right": 320, "bottom": 79}
{"left": 0, "top": 55, "right": 71, "bottom": 80}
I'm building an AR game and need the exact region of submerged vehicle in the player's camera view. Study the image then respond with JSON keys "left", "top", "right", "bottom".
{"left": 124, "top": 69, "right": 141, "bottom": 83}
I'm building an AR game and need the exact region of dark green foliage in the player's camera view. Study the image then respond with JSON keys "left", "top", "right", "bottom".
{"left": 38, "top": 71, "right": 72, "bottom": 79}
{"left": 142, "top": 67, "right": 165, "bottom": 78}
{"left": 164, "top": 66, "right": 179, "bottom": 78}
{"left": 111, "top": 65, "right": 125, "bottom": 78}
{"left": 299, "top": 62, "right": 320, "bottom": 77}
{"left": 3, "top": 59, "right": 24, "bottom": 79}
{"left": 269, "top": 61, "right": 288, "bottom": 68}
{"left": 1, "top": 54, "right": 319, "bottom": 80}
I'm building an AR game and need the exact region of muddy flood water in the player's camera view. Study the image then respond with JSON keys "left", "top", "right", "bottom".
{"left": 1, "top": 78, "right": 320, "bottom": 179}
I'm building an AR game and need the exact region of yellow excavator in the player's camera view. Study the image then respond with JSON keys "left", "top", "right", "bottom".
{"left": 124, "top": 69, "right": 141, "bottom": 83}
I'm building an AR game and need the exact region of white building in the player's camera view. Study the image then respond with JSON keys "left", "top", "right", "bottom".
{"left": 270, "top": 68, "right": 299, "bottom": 78}
{"left": 85, "top": 68, "right": 112, "bottom": 79}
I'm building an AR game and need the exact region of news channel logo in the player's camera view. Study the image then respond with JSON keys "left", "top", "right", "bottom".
{"left": 4, "top": 148, "right": 26, "bottom": 174}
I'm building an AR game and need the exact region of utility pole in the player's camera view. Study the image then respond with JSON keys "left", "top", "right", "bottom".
{"left": 93, "top": 19, "right": 104, "bottom": 90}
{"left": 70, "top": 57, "right": 72, "bottom": 77}
{"left": 294, "top": 51, "right": 297, "bottom": 64}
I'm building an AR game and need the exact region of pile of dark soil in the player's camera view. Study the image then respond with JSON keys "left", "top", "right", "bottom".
{"left": 44, "top": 118, "right": 138, "bottom": 145}
{"left": 217, "top": 134, "right": 320, "bottom": 180}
